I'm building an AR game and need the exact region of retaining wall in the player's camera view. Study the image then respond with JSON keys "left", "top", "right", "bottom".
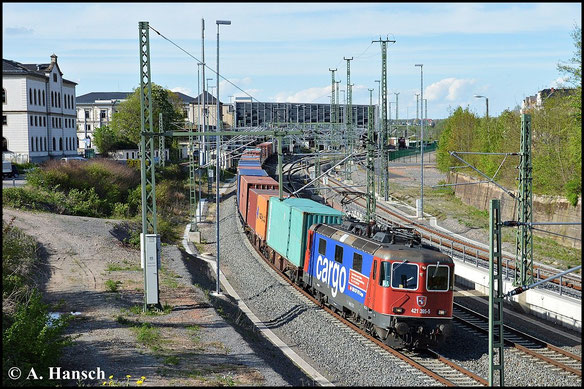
{"left": 447, "top": 172, "right": 581, "bottom": 249}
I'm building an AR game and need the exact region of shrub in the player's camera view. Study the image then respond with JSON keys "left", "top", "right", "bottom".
{"left": 105, "top": 279, "right": 121, "bottom": 292}
{"left": 3, "top": 291, "right": 72, "bottom": 386}
{"left": 2, "top": 221, "right": 40, "bottom": 312}
{"left": 2, "top": 225, "right": 71, "bottom": 387}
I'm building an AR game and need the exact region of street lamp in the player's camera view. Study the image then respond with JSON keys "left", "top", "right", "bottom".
{"left": 394, "top": 92, "right": 400, "bottom": 123}
{"left": 475, "top": 94, "right": 489, "bottom": 143}
{"left": 214, "top": 19, "right": 231, "bottom": 297}
{"left": 474, "top": 95, "right": 489, "bottom": 120}
{"left": 415, "top": 64, "right": 424, "bottom": 219}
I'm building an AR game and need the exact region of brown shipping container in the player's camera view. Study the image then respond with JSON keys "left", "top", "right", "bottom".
{"left": 239, "top": 175, "right": 279, "bottom": 221}
{"left": 247, "top": 188, "right": 282, "bottom": 234}
{"left": 254, "top": 189, "right": 288, "bottom": 240}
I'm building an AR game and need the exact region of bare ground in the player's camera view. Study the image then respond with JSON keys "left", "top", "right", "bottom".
{"left": 2, "top": 207, "right": 301, "bottom": 386}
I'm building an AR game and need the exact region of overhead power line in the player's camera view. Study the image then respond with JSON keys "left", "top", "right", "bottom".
{"left": 148, "top": 24, "right": 261, "bottom": 104}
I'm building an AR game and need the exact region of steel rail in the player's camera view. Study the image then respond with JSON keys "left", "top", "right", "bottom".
{"left": 323, "top": 176, "right": 581, "bottom": 293}
{"left": 236, "top": 209, "right": 486, "bottom": 386}
{"left": 453, "top": 303, "right": 582, "bottom": 377}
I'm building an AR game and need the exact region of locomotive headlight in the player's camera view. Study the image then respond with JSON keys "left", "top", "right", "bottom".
{"left": 392, "top": 307, "right": 404, "bottom": 314}
{"left": 438, "top": 309, "right": 447, "bottom": 316}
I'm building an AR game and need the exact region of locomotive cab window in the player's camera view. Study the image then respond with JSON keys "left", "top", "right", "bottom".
{"left": 318, "top": 238, "right": 327, "bottom": 256}
{"left": 334, "top": 245, "right": 343, "bottom": 263}
{"left": 379, "top": 261, "right": 391, "bottom": 287}
{"left": 426, "top": 264, "right": 450, "bottom": 291}
{"left": 352, "top": 253, "right": 362, "bottom": 273}
{"left": 391, "top": 261, "right": 418, "bottom": 290}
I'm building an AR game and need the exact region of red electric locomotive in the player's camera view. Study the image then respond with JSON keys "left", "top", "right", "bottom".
{"left": 302, "top": 219, "right": 454, "bottom": 349}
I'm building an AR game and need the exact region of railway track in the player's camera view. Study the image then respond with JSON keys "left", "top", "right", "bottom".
{"left": 257, "top": 154, "right": 580, "bottom": 385}
{"left": 453, "top": 303, "right": 582, "bottom": 378}
{"left": 316, "top": 168, "right": 581, "bottom": 295}
{"left": 240, "top": 214, "right": 488, "bottom": 386}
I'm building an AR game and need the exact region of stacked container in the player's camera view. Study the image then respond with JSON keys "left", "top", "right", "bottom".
{"left": 246, "top": 188, "right": 284, "bottom": 235}
{"left": 236, "top": 169, "right": 268, "bottom": 206}
{"left": 238, "top": 175, "right": 279, "bottom": 221}
{"left": 266, "top": 198, "right": 344, "bottom": 267}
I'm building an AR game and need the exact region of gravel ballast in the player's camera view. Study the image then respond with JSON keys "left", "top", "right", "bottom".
{"left": 197, "top": 176, "right": 581, "bottom": 387}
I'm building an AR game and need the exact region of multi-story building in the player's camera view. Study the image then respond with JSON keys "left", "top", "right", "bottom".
{"left": 2, "top": 54, "right": 78, "bottom": 163}
{"left": 75, "top": 91, "right": 199, "bottom": 151}
{"left": 233, "top": 98, "right": 373, "bottom": 128}
{"left": 521, "top": 88, "right": 576, "bottom": 113}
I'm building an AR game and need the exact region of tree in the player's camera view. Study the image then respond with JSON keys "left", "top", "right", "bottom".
{"left": 92, "top": 125, "right": 135, "bottom": 155}
{"left": 110, "top": 84, "right": 185, "bottom": 147}
{"left": 555, "top": 24, "right": 582, "bottom": 205}
{"left": 557, "top": 24, "right": 581, "bottom": 88}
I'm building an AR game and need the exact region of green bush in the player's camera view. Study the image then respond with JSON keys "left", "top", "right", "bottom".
{"left": 3, "top": 187, "right": 67, "bottom": 214}
{"left": 3, "top": 291, "right": 72, "bottom": 387}
{"left": 2, "top": 224, "right": 71, "bottom": 387}
{"left": 2, "top": 221, "right": 39, "bottom": 310}
{"left": 66, "top": 188, "right": 108, "bottom": 217}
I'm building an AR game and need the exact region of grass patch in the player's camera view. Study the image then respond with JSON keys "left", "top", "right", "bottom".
{"left": 105, "top": 279, "right": 122, "bottom": 292}
{"left": 163, "top": 355, "right": 180, "bottom": 366}
{"left": 160, "top": 266, "right": 182, "bottom": 289}
{"left": 125, "top": 303, "right": 173, "bottom": 316}
{"left": 131, "top": 322, "right": 161, "bottom": 351}
{"left": 186, "top": 324, "right": 202, "bottom": 343}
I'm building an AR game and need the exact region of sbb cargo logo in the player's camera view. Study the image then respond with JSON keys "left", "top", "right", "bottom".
{"left": 315, "top": 254, "right": 347, "bottom": 297}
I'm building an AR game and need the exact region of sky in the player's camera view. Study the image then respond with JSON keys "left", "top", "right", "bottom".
{"left": 2, "top": 2, "right": 581, "bottom": 119}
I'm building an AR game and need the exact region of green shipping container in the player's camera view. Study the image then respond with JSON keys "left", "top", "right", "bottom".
{"left": 266, "top": 197, "right": 344, "bottom": 267}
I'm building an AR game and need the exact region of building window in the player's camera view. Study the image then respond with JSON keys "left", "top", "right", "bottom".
{"left": 85, "top": 110, "right": 90, "bottom": 119}
{"left": 100, "top": 110, "right": 107, "bottom": 120}
{"left": 29, "top": 89, "right": 33, "bottom": 105}
{"left": 35, "top": 116, "right": 38, "bottom": 126}
{"left": 44, "top": 137, "right": 47, "bottom": 151}
{"left": 30, "top": 116, "right": 34, "bottom": 126}
{"left": 2, "top": 89, "right": 5, "bottom": 104}
{"left": 53, "top": 73, "right": 57, "bottom": 82}
{"left": 31, "top": 137, "right": 34, "bottom": 152}
{"left": 58, "top": 93, "right": 61, "bottom": 108}
{"left": 33, "top": 90, "right": 37, "bottom": 105}
{"left": 42, "top": 90, "right": 45, "bottom": 106}
{"left": 36, "top": 137, "right": 39, "bottom": 152}
{"left": 2, "top": 116, "right": 6, "bottom": 125}
{"left": 59, "top": 138, "right": 62, "bottom": 151}
{"left": 85, "top": 124, "right": 91, "bottom": 133}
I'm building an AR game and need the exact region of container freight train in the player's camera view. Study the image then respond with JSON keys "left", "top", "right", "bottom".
{"left": 235, "top": 147, "right": 454, "bottom": 349}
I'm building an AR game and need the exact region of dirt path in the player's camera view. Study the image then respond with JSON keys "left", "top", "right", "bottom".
{"left": 2, "top": 208, "right": 300, "bottom": 386}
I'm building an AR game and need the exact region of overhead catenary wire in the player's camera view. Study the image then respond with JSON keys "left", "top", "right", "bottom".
{"left": 148, "top": 24, "right": 262, "bottom": 104}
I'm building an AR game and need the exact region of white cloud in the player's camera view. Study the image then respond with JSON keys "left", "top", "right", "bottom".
{"left": 171, "top": 86, "right": 192, "bottom": 96}
{"left": 550, "top": 76, "right": 570, "bottom": 88}
{"left": 271, "top": 85, "right": 331, "bottom": 103}
{"left": 425, "top": 78, "right": 476, "bottom": 101}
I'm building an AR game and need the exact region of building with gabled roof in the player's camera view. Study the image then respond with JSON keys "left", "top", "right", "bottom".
{"left": 3, "top": 54, "right": 78, "bottom": 163}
